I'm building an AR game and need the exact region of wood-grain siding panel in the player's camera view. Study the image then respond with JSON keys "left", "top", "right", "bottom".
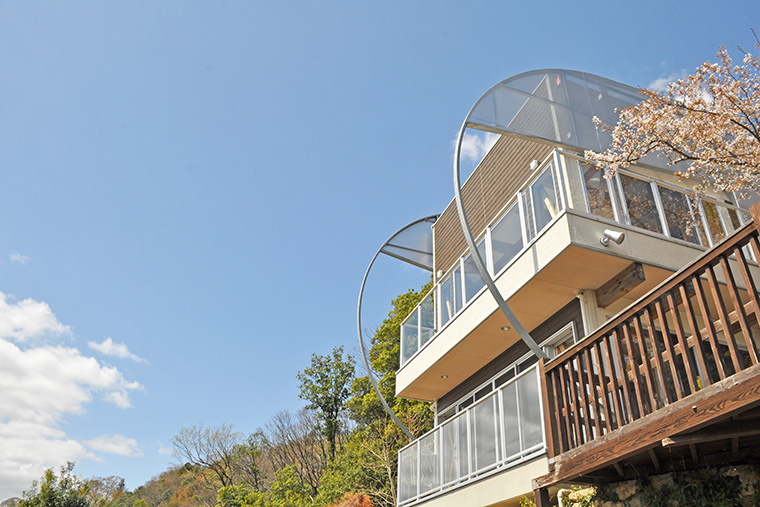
{"left": 434, "top": 135, "right": 553, "bottom": 275}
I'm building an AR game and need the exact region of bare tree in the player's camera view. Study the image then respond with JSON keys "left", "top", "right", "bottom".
{"left": 172, "top": 422, "right": 243, "bottom": 489}
{"left": 264, "top": 409, "right": 327, "bottom": 497}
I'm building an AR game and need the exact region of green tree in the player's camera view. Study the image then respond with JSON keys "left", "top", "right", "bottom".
{"left": 20, "top": 463, "right": 91, "bottom": 507}
{"left": 332, "top": 285, "right": 434, "bottom": 507}
{"left": 267, "top": 466, "right": 312, "bottom": 507}
{"left": 296, "top": 346, "right": 355, "bottom": 462}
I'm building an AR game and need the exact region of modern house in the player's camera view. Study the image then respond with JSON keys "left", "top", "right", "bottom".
{"left": 391, "top": 69, "right": 760, "bottom": 506}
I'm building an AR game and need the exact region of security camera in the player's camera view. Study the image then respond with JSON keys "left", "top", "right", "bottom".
{"left": 600, "top": 229, "right": 625, "bottom": 247}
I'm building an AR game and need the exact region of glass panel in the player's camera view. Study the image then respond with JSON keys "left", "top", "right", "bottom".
{"left": 472, "top": 395, "right": 499, "bottom": 472}
{"left": 438, "top": 273, "right": 456, "bottom": 327}
{"left": 420, "top": 294, "right": 435, "bottom": 347}
{"left": 500, "top": 382, "right": 520, "bottom": 460}
{"left": 517, "top": 373, "right": 543, "bottom": 450}
{"left": 582, "top": 163, "right": 614, "bottom": 219}
{"left": 419, "top": 432, "right": 438, "bottom": 495}
{"left": 491, "top": 204, "right": 523, "bottom": 274}
{"left": 441, "top": 414, "right": 468, "bottom": 484}
{"left": 620, "top": 174, "right": 663, "bottom": 233}
{"left": 721, "top": 206, "right": 741, "bottom": 234}
{"left": 398, "top": 445, "right": 418, "bottom": 503}
{"left": 702, "top": 200, "right": 726, "bottom": 245}
{"left": 658, "top": 186, "right": 699, "bottom": 244}
{"left": 531, "top": 165, "right": 560, "bottom": 233}
{"left": 463, "top": 240, "right": 487, "bottom": 303}
{"left": 401, "top": 311, "right": 419, "bottom": 365}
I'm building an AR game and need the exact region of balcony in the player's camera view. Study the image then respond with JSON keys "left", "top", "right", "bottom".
{"left": 397, "top": 150, "right": 750, "bottom": 400}
{"left": 534, "top": 211, "right": 760, "bottom": 499}
{"left": 398, "top": 364, "right": 546, "bottom": 506}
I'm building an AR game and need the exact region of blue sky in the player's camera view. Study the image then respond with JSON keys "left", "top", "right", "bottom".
{"left": 0, "top": 0, "right": 758, "bottom": 499}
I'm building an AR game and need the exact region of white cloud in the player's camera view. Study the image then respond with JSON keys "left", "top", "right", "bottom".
{"left": 0, "top": 421, "right": 94, "bottom": 499}
{"left": 89, "top": 337, "right": 148, "bottom": 364}
{"left": 0, "top": 293, "right": 70, "bottom": 343}
{"left": 10, "top": 253, "right": 30, "bottom": 265}
{"left": 0, "top": 291, "right": 143, "bottom": 500}
{"left": 647, "top": 70, "right": 687, "bottom": 92}
{"left": 84, "top": 435, "right": 143, "bottom": 457}
{"left": 158, "top": 444, "right": 173, "bottom": 456}
{"left": 459, "top": 131, "right": 500, "bottom": 165}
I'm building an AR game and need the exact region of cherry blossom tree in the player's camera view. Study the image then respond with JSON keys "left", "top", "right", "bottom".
{"left": 586, "top": 37, "right": 760, "bottom": 193}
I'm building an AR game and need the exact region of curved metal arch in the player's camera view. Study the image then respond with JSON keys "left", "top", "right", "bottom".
{"left": 357, "top": 214, "right": 439, "bottom": 439}
{"left": 453, "top": 97, "right": 549, "bottom": 361}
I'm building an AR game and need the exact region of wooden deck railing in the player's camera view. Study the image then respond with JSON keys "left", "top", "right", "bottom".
{"left": 541, "top": 211, "right": 760, "bottom": 458}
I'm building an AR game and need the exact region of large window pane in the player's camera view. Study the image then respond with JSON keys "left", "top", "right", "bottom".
{"left": 472, "top": 396, "right": 499, "bottom": 471}
{"left": 401, "top": 310, "right": 419, "bottom": 365}
{"left": 702, "top": 200, "right": 726, "bottom": 245}
{"left": 531, "top": 165, "right": 560, "bottom": 233}
{"left": 517, "top": 373, "right": 543, "bottom": 450}
{"left": 398, "top": 445, "right": 418, "bottom": 503}
{"left": 582, "top": 163, "right": 614, "bottom": 219}
{"left": 620, "top": 174, "right": 663, "bottom": 233}
{"left": 463, "top": 240, "right": 487, "bottom": 303}
{"left": 438, "top": 269, "right": 462, "bottom": 327}
{"left": 658, "top": 186, "right": 699, "bottom": 244}
{"left": 500, "top": 383, "right": 520, "bottom": 460}
{"left": 491, "top": 204, "right": 523, "bottom": 274}
{"left": 419, "top": 294, "right": 435, "bottom": 347}
{"left": 441, "top": 415, "right": 468, "bottom": 484}
{"left": 419, "top": 432, "right": 439, "bottom": 494}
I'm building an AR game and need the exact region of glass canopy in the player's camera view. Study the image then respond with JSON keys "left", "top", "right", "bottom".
{"left": 380, "top": 216, "right": 437, "bottom": 271}
{"left": 467, "top": 69, "right": 644, "bottom": 154}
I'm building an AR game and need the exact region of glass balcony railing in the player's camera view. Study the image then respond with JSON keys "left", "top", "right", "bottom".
{"left": 399, "top": 150, "right": 751, "bottom": 367}
{"left": 397, "top": 364, "right": 545, "bottom": 506}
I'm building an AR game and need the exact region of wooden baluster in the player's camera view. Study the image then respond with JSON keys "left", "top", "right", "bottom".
{"left": 706, "top": 262, "right": 743, "bottom": 373}
{"left": 680, "top": 281, "right": 712, "bottom": 387}
{"left": 732, "top": 244, "right": 760, "bottom": 364}
{"left": 631, "top": 315, "right": 659, "bottom": 413}
{"left": 643, "top": 306, "right": 672, "bottom": 405}
{"left": 666, "top": 289, "right": 699, "bottom": 395}
{"left": 654, "top": 297, "right": 683, "bottom": 400}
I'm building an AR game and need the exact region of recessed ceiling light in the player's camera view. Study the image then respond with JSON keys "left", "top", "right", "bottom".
{"left": 441, "top": 375, "right": 449, "bottom": 379}
{"left": 501, "top": 326, "right": 511, "bottom": 331}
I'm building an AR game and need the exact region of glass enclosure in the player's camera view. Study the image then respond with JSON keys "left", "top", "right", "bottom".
{"left": 398, "top": 365, "right": 545, "bottom": 506}
{"left": 399, "top": 151, "right": 749, "bottom": 367}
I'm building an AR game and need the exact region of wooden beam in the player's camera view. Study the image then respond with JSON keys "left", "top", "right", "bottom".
{"left": 534, "top": 364, "right": 760, "bottom": 489}
{"left": 533, "top": 487, "right": 551, "bottom": 507}
{"left": 595, "top": 262, "right": 646, "bottom": 309}
{"left": 689, "top": 444, "right": 698, "bottom": 464}
{"left": 648, "top": 449, "right": 661, "bottom": 472}
{"left": 661, "top": 419, "right": 760, "bottom": 446}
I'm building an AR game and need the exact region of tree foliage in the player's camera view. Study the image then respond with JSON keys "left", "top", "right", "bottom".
{"left": 586, "top": 36, "right": 760, "bottom": 193}
{"left": 20, "top": 463, "right": 91, "bottom": 507}
{"left": 297, "top": 346, "right": 355, "bottom": 462}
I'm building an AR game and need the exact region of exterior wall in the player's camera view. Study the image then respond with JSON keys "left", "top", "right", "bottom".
{"left": 433, "top": 135, "right": 553, "bottom": 276}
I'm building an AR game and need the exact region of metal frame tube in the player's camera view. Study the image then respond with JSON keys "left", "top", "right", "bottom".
{"left": 357, "top": 215, "right": 439, "bottom": 440}
{"left": 453, "top": 109, "right": 548, "bottom": 360}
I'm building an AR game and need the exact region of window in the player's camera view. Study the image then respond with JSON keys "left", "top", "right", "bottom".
{"left": 581, "top": 162, "right": 615, "bottom": 219}
{"left": 658, "top": 186, "right": 700, "bottom": 245}
{"left": 463, "top": 240, "right": 487, "bottom": 303}
{"left": 490, "top": 203, "right": 523, "bottom": 275}
{"left": 530, "top": 164, "right": 560, "bottom": 233}
{"left": 619, "top": 174, "right": 663, "bottom": 233}
{"left": 542, "top": 323, "right": 576, "bottom": 359}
